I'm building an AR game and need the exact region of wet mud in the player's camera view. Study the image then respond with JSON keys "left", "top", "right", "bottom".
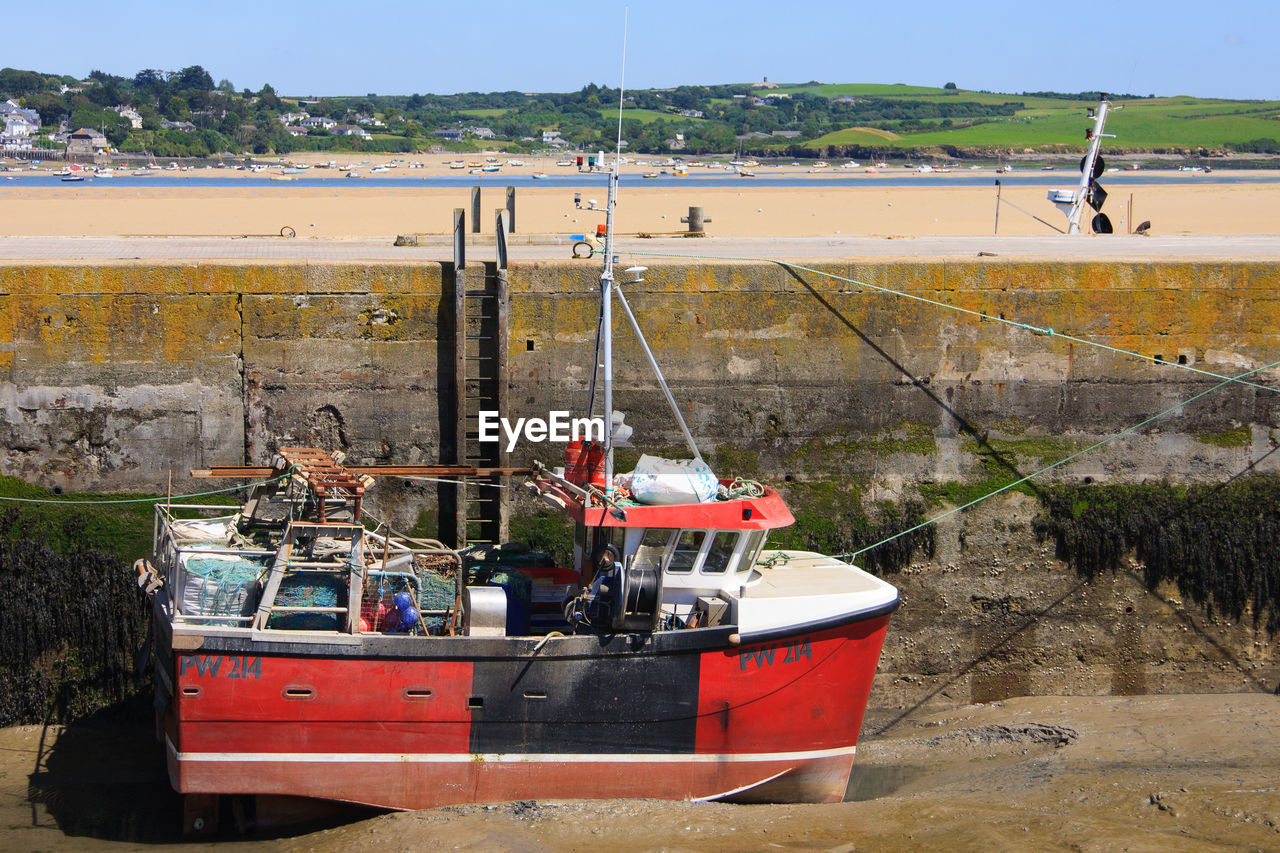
{"left": 3, "top": 693, "right": 1278, "bottom": 852}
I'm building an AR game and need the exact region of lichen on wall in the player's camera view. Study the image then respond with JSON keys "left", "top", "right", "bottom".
{"left": 2, "top": 256, "right": 1279, "bottom": 709}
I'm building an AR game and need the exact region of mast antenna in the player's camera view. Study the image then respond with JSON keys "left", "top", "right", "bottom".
{"left": 593, "top": 8, "right": 703, "bottom": 496}
{"left": 615, "top": 7, "right": 627, "bottom": 163}
{"left": 598, "top": 8, "right": 627, "bottom": 494}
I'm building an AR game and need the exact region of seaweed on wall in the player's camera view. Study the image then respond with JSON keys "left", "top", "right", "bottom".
{"left": 0, "top": 507, "right": 150, "bottom": 726}
{"left": 1033, "top": 477, "right": 1280, "bottom": 633}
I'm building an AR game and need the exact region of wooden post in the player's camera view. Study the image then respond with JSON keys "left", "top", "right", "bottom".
{"left": 471, "top": 186, "right": 481, "bottom": 234}
{"left": 495, "top": 209, "right": 509, "bottom": 270}
{"left": 505, "top": 186, "right": 516, "bottom": 234}
{"left": 452, "top": 207, "right": 465, "bottom": 271}
{"left": 993, "top": 180, "right": 1002, "bottom": 235}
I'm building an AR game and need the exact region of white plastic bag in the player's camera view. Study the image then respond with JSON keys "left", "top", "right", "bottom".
{"left": 629, "top": 455, "right": 718, "bottom": 505}
{"left": 178, "top": 553, "right": 262, "bottom": 621}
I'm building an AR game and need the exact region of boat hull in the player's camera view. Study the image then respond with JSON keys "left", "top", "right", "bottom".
{"left": 155, "top": 607, "right": 892, "bottom": 809}
{"left": 167, "top": 743, "right": 859, "bottom": 808}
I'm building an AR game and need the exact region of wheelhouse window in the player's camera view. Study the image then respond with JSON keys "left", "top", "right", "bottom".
{"left": 739, "top": 531, "right": 766, "bottom": 573}
{"left": 666, "top": 530, "right": 706, "bottom": 573}
{"left": 602, "top": 525, "right": 626, "bottom": 555}
{"left": 632, "top": 528, "right": 674, "bottom": 574}
{"left": 702, "top": 531, "right": 738, "bottom": 574}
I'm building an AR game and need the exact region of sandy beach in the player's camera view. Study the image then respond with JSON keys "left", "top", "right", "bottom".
{"left": 0, "top": 179, "right": 1276, "bottom": 241}
{"left": 2, "top": 150, "right": 1277, "bottom": 240}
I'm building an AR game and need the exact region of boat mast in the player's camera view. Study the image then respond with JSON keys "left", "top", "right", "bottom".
{"left": 592, "top": 10, "right": 703, "bottom": 492}
{"left": 599, "top": 10, "right": 628, "bottom": 495}
{"left": 601, "top": 167, "right": 617, "bottom": 494}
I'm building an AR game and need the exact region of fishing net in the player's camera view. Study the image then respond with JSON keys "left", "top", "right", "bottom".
{"left": 266, "top": 572, "right": 348, "bottom": 630}
{"left": 179, "top": 554, "right": 265, "bottom": 623}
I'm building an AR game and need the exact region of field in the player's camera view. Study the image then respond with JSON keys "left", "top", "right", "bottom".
{"left": 768, "top": 83, "right": 1280, "bottom": 151}
{"left": 610, "top": 107, "right": 704, "bottom": 124}
{"left": 275, "top": 85, "right": 1280, "bottom": 156}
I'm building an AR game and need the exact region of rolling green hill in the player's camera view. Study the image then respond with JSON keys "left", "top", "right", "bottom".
{"left": 806, "top": 87, "right": 1280, "bottom": 152}
{"left": 1, "top": 65, "right": 1275, "bottom": 158}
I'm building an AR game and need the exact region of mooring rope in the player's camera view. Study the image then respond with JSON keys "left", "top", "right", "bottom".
{"left": 624, "top": 249, "right": 1280, "bottom": 396}
{"left": 835, "top": 357, "right": 1280, "bottom": 561}
{"left": 0, "top": 472, "right": 290, "bottom": 505}
{"left": 718, "top": 477, "right": 766, "bottom": 500}
{"left": 400, "top": 475, "right": 512, "bottom": 489}
{"left": 621, "top": 246, "right": 1280, "bottom": 562}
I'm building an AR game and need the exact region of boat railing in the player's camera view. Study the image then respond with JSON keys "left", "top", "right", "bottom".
{"left": 166, "top": 544, "right": 277, "bottom": 622}
{"left": 151, "top": 504, "right": 261, "bottom": 626}
{"left": 152, "top": 501, "right": 467, "bottom": 636}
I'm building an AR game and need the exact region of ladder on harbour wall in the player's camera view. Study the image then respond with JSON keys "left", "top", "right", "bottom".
{"left": 451, "top": 206, "right": 511, "bottom": 547}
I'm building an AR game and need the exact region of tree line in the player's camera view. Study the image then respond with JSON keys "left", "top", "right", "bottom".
{"left": 2, "top": 66, "right": 1268, "bottom": 158}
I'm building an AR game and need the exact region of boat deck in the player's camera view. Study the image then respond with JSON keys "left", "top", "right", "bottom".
{"left": 733, "top": 550, "right": 899, "bottom": 638}
{"left": 744, "top": 551, "right": 894, "bottom": 599}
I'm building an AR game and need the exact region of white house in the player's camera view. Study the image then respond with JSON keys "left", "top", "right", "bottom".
{"left": 114, "top": 106, "right": 143, "bottom": 129}
{"left": 2, "top": 99, "right": 37, "bottom": 119}
{"left": 1, "top": 114, "right": 37, "bottom": 150}
{"left": 300, "top": 116, "right": 337, "bottom": 130}
{"left": 330, "top": 124, "right": 371, "bottom": 138}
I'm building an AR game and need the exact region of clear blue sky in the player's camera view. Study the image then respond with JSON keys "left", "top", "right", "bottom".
{"left": 8, "top": 0, "right": 1277, "bottom": 100}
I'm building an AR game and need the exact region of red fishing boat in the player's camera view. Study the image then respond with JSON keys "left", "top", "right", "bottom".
{"left": 138, "top": 149, "right": 898, "bottom": 835}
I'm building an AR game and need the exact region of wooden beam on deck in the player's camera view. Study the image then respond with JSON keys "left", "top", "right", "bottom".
{"left": 190, "top": 465, "right": 531, "bottom": 479}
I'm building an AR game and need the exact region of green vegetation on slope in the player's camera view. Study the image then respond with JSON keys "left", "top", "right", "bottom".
{"left": 4, "top": 65, "right": 1277, "bottom": 157}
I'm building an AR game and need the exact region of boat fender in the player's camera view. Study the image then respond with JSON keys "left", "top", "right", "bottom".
{"left": 390, "top": 589, "right": 419, "bottom": 633}
{"left": 591, "top": 544, "right": 621, "bottom": 573}
{"left": 565, "top": 439, "right": 584, "bottom": 484}
{"left": 580, "top": 442, "right": 608, "bottom": 489}
{"left": 134, "top": 558, "right": 163, "bottom": 595}
{"left": 397, "top": 605, "right": 420, "bottom": 632}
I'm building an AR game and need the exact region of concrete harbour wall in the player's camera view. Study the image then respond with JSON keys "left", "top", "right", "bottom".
{"left": 2, "top": 257, "right": 1277, "bottom": 710}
